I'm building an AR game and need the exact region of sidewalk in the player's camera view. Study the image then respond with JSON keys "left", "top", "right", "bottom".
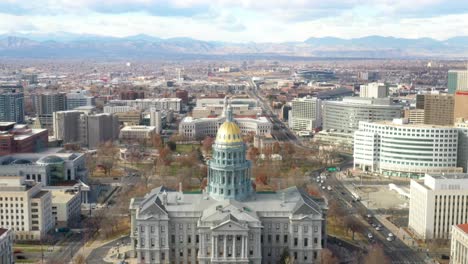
{"left": 72, "top": 236, "right": 126, "bottom": 262}
{"left": 376, "top": 214, "right": 418, "bottom": 248}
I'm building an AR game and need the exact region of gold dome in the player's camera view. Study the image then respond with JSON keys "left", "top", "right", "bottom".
{"left": 216, "top": 121, "right": 243, "bottom": 144}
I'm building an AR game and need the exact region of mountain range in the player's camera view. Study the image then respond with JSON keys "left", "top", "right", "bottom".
{"left": 1, "top": 33, "right": 468, "bottom": 59}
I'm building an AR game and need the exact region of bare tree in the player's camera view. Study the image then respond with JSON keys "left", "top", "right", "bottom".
{"left": 201, "top": 136, "right": 214, "bottom": 154}
{"left": 327, "top": 200, "right": 346, "bottom": 222}
{"left": 363, "top": 244, "right": 390, "bottom": 264}
{"left": 321, "top": 248, "right": 339, "bottom": 264}
{"left": 96, "top": 141, "right": 119, "bottom": 177}
{"left": 74, "top": 254, "right": 86, "bottom": 264}
{"left": 343, "top": 215, "right": 365, "bottom": 240}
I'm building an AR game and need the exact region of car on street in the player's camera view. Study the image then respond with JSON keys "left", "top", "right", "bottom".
{"left": 386, "top": 236, "right": 394, "bottom": 242}
{"left": 327, "top": 186, "right": 332, "bottom": 191}
{"left": 388, "top": 233, "right": 394, "bottom": 237}
{"left": 367, "top": 233, "right": 373, "bottom": 239}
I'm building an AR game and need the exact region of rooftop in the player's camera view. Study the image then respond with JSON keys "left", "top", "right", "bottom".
{"left": 0, "top": 228, "right": 9, "bottom": 237}
{"left": 457, "top": 223, "right": 468, "bottom": 234}
{"left": 428, "top": 173, "right": 468, "bottom": 180}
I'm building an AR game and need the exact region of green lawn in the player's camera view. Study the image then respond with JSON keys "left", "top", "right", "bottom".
{"left": 176, "top": 144, "right": 199, "bottom": 154}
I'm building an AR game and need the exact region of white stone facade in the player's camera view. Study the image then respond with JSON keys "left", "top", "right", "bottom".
{"left": 290, "top": 97, "right": 322, "bottom": 131}
{"left": 451, "top": 224, "right": 468, "bottom": 264}
{"left": 409, "top": 173, "right": 468, "bottom": 239}
{"left": 0, "top": 176, "right": 54, "bottom": 240}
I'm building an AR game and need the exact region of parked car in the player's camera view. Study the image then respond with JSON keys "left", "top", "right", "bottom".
{"left": 367, "top": 233, "right": 374, "bottom": 239}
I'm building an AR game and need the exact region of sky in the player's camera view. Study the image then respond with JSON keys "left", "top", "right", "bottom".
{"left": 1, "top": 0, "right": 468, "bottom": 42}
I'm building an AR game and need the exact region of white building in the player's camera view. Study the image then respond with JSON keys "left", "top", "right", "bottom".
{"left": 103, "top": 105, "right": 137, "bottom": 114}
{"left": 120, "top": 126, "right": 156, "bottom": 141}
{"left": 354, "top": 119, "right": 462, "bottom": 178}
{"left": 289, "top": 96, "right": 322, "bottom": 131}
{"left": 129, "top": 105, "right": 326, "bottom": 264}
{"left": 179, "top": 116, "right": 271, "bottom": 141}
{"left": 150, "top": 111, "right": 162, "bottom": 134}
{"left": 49, "top": 188, "right": 81, "bottom": 226}
{"left": 451, "top": 223, "right": 468, "bottom": 264}
{"left": 360, "top": 83, "right": 388, "bottom": 98}
{"left": 409, "top": 173, "right": 468, "bottom": 239}
{"left": 0, "top": 228, "right": 13, "bottom": 264}
{"left": 66, "top": 90, "right": 95, "bottom": 110}
{"left": 108, "top": 98, "right": 182, "bottom": 112}
{"left": 0, "top": 176, "right": 54, "bottom": 240}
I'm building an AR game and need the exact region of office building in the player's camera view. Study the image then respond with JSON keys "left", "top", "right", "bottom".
{"left": 448, "top": 70, "right": 468, "bottom": 94}
{"left": 196, "top": 98, "right": 257, "bottom": 108}
{"left": 150, "top": 111, "right": 162, "bottom": 134}
{"left": 129, "top": 105, "right": 326, "bottom": 264}
{"left": 416, "top": 94, "right": 425, "bottom": 109}
{"left": 53, "top": 111, "right": 85, "bottom": 145}
{"left": 180, "top": 115, "right": 271, "bottom": 141}
{"left": 104, "top": 105, "right": 138, "bottom": 114}
{"left": 423, "top": 94, "right": 455, "bottom": 126}
{"left": 456, "top": 119, "right": 468, "bottom": 173}
{"left": 53, "top": 111, "right": 120, "bottom": 149}
{"left": 175, "top": 90, "right": 189, "bottom": 104}
{"left": 280, "top": 105, "right": 291, "bottom": 121}
{"left": 66, "top": 90, "right": 95, "bottom": 110}
{"left": 0, "top": 176, "right": 54, "bottom": 240}
{"left": 409, "top": 173, "right": 468, "bottom": 239}
{"left": 0, "top": 122, "right": 48, "bottom": 155}
{"left": 0, "top": 90, "right": 24, "bottom": 123}
{"left": 120, "top": 90, "right": 145, "bottom": 100}
{"left": 49, "top": 188, "right": 81, "bottom": 226}
{"left": 192, "top": 104, "right": 262, "bottom": 119}
{"left": 87, "top": 113, "right": 120, "bottom": 149}
{"left": 107, "top": 98, "right": 181, "bottom": 112}
{"left": 354, "top": 119, "right": 462, "bottom": 178}
{"left": 289, "top": 96, "right": 322, "bottom": 131}
{"left": 403, "top": 109, "right": 425, "bottom": 124}
{"left": 0, "top": 152, "right": 88, "bottom": 186}
{"left": 360, "top": 83, "right": 388, "bottom": 98}
{"left": 120, "top": 126, "right": 156, "bottom": 141}
{"left": 323, "top": 97, "right": 402, "bottom": 135}
{"left": 451, "top": 224, "right": 468, "bottom": 264}
{"left": 33, "top": 93, "right": 67, "bottom": 131}
{"left": 455, "top": 92, "right": 468, "bottom": 121}
{"left": 0, "top": 228, "right": 13, "bottom": 264}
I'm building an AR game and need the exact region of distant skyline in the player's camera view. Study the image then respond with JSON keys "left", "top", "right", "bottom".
{"left": 1, "top": 0, "right": 468, "bottom": 43}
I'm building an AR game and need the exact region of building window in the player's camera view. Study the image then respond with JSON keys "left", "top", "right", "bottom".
{"left": 284, "top": 235, "right": 288, "bottom": 243}
{"left": 294, "top": 238, "right": 298, "bottom": 246}
{"left": 304, "top": 238, "right": 308, "bottom": 247}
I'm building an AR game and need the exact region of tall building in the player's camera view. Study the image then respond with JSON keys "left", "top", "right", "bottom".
{"left": 129, "top": 104, "right": 326, "bottom": 264}
{"left": 87, "top": 113, "right": 120, "bottom": 149}
{"left": 409, "top": 173, "right": 468, "bottom": 239}
{"left": 354, "top": 119, "right": 462, "bottom": 178}
{"left": 0, "top": 90, "right": 24, "bottom": 123}
{"left": 448, "top": 70, "right": 468, "bottom": 94}
{"left": 33, "top": 93, "right": 67, "bottom": 131}
{"left": 454, "top": 92, "right": 468, "bottom": 120}
{"left": 322, "top": 97, "right": 402, "bottom": 135}
{"left": 456, "top": 119, "right": 468, "bottom": 173}
{"left": 175, "top": 89, "right": 189, "bottom": 104}
{"left": 66, "top": 90, "right": 95, "bottom": 110}
{"left": 0, "top": 176, "right": 54, "bottom": 240}
{"left": 403, "top": 109, "right": 425, "bottom": 124}
{"left": 451, "top": 224, "right": 468, "bottom": 264}
{"left": 359, "top": 83, "right": 388, "bottom": 98}
{"left": 150, "top": 111, "right": 162, "bottom": 134}
{"left": 53, "top": 111, "right": 119, "bottom": 149}
{"left": 0, "top": 228, "right": 13, "bottom": 264}
{"left": 289, "top": 96, "right": 322, "bottom": 131}
{"left": 423, "top": 94, "right": 455, "bottom": 126}
{"left": 53, "top": 111, "right": 84, "bottom": 144}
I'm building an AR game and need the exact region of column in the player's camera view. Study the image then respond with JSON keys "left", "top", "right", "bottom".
{"left": 233, "top": 235, "right": 236, "bottom": 259}
{"left": 223, "top": 235, "right": 227, "bottom": 259}
{"left": 241, "top": 235, "right": 245, "bottom": 258}
{"left": 244, "top": 235, "right": 248, "bottom": 258}
{"left": 211, "top": 235, "right": 215, "bottom": 259}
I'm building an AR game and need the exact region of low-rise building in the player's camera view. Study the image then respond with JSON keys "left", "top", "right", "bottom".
{"left": 0, "top": 152, "right": 88, "bottom": 187}
{"left": 108, "top": 98, "right": 182, "bottom": 112}
{"left": 403, "top": 109, "right": 425, "bottom": 124}
{"left": 354, "top": 119, "right": 462, "bottom": 178}
{"left": 120, "top": 126, "right": 156, "bottom": 141}
{"left": 451, "top": 223, "right": 468, "bottom": 264}
{"left": 49, "top": 188, "right": 81, "bottom": 226}
{"left": 0, "top": 228, "right": 13, "bottom": 264}
{"left": 409, "top": 173, "right": 468, "bottom": 239}
{"left": 0, "top": 176, "right": 54, "bottom": 240}
{"left": 0, "top": 122, "right": 48, "bottom": 155}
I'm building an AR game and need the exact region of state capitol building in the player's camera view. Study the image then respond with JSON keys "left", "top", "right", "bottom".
{"left": 129, "top": 101, "right": 326, "bottom": 264}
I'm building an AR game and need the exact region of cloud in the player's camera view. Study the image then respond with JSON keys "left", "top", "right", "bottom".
{"left": 0, "top": 0, "right": 468, "bottom": 42}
